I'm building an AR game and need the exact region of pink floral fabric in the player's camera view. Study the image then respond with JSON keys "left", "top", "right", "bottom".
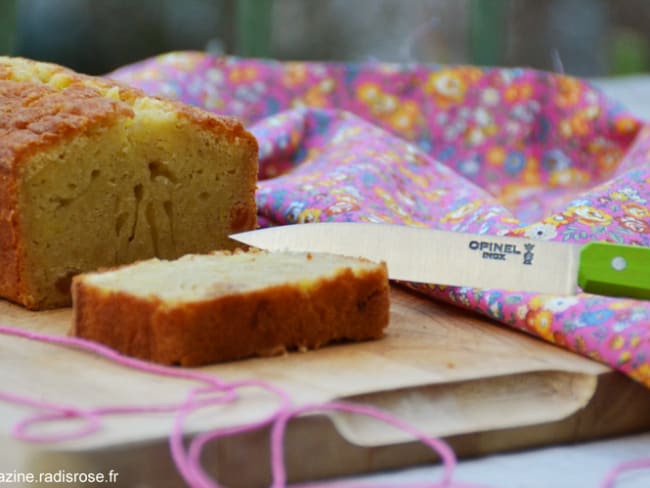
{"left": 110, "top": 52, "right": 650, "bottom": 387}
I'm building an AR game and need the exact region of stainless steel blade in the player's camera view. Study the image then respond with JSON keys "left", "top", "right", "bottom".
{"left": 231, "top": 223, "right": 583, "bottom": 295}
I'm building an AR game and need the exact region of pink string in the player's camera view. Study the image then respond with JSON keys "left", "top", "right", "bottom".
{"left": 273, "top": 402, "right": 491, "bottom": 488}
{"left": 600, "top": 457, "right": 650, "bottom": 488}
{"left": 0, "top": 324, "right": 465, "bottom": 488}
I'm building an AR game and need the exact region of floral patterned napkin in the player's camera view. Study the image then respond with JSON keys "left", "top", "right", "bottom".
{"left": 111, "top": 52, "right": 650, "bottom": 388}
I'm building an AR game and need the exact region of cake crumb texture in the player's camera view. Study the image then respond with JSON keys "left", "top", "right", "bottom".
{"left": 71, "top": 251, "right": 390, "bottom": 366}
{"left": 0, "top": 56, "right": 258, "bottom": 309}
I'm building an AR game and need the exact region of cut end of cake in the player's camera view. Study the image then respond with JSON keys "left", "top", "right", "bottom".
{"left": 71, "top": 250, "right": 390, "bottom": 366}
{"left": 0, "top": 56, "right": 258, "bottom": 310}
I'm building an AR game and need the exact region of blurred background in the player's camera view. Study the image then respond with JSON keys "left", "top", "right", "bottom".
{"left": 0, "top": 0, "right": 649, "bottom": 77}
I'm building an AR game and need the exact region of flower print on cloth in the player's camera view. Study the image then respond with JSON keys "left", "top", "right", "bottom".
{"left": 111, "top": 52, "right": 650, "bottom": 389}
{"left": 251, "top": 108, "right": 513, "bottom": 233}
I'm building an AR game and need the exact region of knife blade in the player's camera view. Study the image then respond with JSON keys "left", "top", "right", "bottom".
{"left": 231, "top": 223, "right": 650, "bottom": 299}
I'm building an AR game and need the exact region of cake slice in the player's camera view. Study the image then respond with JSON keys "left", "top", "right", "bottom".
{"left": 0, "top": 56, "right": 258, "bottom": 310}
{"left": 71, "top": 250, "right": 390, "bottom": 366}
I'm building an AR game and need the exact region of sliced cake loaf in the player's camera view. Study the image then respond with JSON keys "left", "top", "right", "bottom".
{"left": 0, "top": 56, "right": 258, "bottom": 309}
{"left": 71, "top": 250, "right": 390, "bottom": 366}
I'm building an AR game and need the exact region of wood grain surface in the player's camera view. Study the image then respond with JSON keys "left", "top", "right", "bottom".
{"left": 1, "top": 286, "right": 649, "bottom": 487}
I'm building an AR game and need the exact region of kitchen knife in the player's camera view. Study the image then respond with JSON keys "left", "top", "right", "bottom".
{"left": 231, "top": 223, "right": 650, "bottom": 299}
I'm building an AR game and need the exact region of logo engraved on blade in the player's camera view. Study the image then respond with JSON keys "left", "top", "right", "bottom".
{"left": 523, "top": 243, "right": 535, "bottom": 265}
{"left": 468, "top": 240, "right": 523, "bottom": 262}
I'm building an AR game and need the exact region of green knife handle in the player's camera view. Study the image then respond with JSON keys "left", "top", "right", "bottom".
{"left": 578, "top": 242, "right": 650, "bottom": 299}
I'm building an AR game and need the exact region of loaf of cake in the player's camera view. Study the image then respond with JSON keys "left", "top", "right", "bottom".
{"left": 71, "top": 250, "right": 390, "bottom": 366}
{"left": 0, "top": 57, "right": 258, "bottom": 310}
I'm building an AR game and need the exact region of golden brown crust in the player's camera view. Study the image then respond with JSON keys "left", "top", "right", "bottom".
{"left": 0, "top": 56, "right": 258, "bottom": 310}
{"left": 0, "top": 80, "right": 132, "bottom": 170}
{"left": 71, "top": 259, "right": 390, "bottom": 366}
{"left": 0, "top": 56, "right": 258, "bottom": 170}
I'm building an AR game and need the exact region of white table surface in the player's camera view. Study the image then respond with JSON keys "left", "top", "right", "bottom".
{"left": 332, "top": 77, "right": 650, "bottom": 488}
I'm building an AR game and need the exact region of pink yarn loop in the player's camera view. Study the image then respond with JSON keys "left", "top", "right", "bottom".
{"left": 600, "top": 456, "right": 650, "bottom": 488}
{"left": 270, "top": 401, "right": 459, "bottom": 488}
{"left": 13, "top": 407, "right": 102, "bottom": 443}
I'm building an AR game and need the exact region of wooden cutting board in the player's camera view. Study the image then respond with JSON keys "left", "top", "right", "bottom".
{"left": 1, "top": 286, "right": 650, "bottom": 487}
